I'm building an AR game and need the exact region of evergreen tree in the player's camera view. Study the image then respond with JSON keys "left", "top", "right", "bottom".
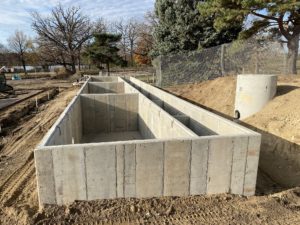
{"left": 200, "top": 0, "right": 300, "bottom": 74}
{"left": 86, "top": 33, "right": 126, "bottom": 75}
{"left": 151, "top": 0, "right": 242, "bottom": 56}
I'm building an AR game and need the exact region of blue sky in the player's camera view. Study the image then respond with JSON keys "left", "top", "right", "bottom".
{"left": 0, "top": 0, "right": 155, "bottom": 44}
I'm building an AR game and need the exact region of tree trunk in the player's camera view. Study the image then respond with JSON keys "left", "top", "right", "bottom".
{"left": 21, "top": 55, "right": 27, "bottom": 75}
{"left": 71, "top": 54, "right": 76, "bottom": 74}
{"left": 287, "top": 34, "right": 299, "bottom": 75}
{"left": 130, "top": 41, "right": 134, "bottom": 67}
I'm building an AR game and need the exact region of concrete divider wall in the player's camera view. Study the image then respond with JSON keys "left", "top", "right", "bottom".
{"left": 127, "top": 77, "right": 255, "bottom": 136}
{"left": 90, "top": 76, "right": 119, "bottom": 82}
{"left": 137, "top": 90, "right": 198, "bottom": 139}
{"left": 88, "top": 82, "right": 125, "bottom": 94}
{"left": 35, "top": 134, "right": 260, "bottom": 205}
{"left": 81, "top": 93, "right": 138, "bottom": 134}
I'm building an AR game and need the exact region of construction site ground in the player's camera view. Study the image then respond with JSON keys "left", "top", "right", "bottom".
{"left": 0, "top": 76, "right": 299, "bottom": 224}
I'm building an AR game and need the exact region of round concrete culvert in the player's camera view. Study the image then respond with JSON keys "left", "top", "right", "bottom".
{"left": 234, "top": 74, "right": 277, "bottom": 120}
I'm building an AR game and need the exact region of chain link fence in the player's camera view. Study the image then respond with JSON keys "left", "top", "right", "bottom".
{"left": 153, "top": 39, "right": 289, "bottom": 87}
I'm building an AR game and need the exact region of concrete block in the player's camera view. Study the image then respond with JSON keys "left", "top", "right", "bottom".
{"left": 207, "top": 137, "right": 233, "bottom": 194}
{"left": 35, "top": 149, "right": 56, "bottom": 206}
{"left": 164, "top": 140, "right": 191, "bottom": 196}
{"left": 85, "top": 144, "right": 117, "bottom": 200}
{"left": 230, "top": 136, "right": 248, "bottom": 195}
{"left": 52, "top": 146, "right": 87, "bottom": 204}
{"left": 190, "top": 139, "right": 209, "bottom": 195}
{"left": 136, "top": 142, "right": 164, "bottom": 197}
{"left": 243, "top": 135, "right": 261, "bottom": 196}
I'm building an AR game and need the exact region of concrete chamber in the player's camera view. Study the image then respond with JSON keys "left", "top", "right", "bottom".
{"left": 234, "top": 74, "right": 277, "bottom": 120}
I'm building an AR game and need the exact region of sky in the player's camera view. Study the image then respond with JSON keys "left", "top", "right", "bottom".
{"left": 0, "top": 0, "right": 155, "bottom": 45}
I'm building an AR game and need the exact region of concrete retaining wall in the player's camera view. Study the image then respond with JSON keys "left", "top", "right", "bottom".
{"left": 35, "top": 135, "right": 260, "bottom": 205}
{"left": 35, "top": 76, "right": 261, "bottom": 207}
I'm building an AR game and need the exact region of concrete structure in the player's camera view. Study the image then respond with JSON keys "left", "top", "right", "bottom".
{"left": 35, "top": 75, "right": 261, "bottom": 207}
{"left": 234, "top": 74, "right": 277, "bottom": 119}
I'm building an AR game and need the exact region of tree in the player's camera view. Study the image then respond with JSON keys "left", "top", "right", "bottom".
{"left": 32, "top": 4, "right": 93, "bottom": 73}
{"left": 134, "top": 21, "right": 154, "bottom": 65}
{"left": 8, "top": 30, "right": 30, "bottom": 75}
{"left": 85, "top": 33, "right": 126, "bottom": 75}
{"left": 127, "top": 20, "right": 140, "bottom": 66}
{"left": 200, "top": 1, "right": 300, "bottom": 74}
{"left": 113, "top": 20, "right": 130, "bottom": 62}
{"left": 152, "top": 0, "right": 242, "bottom": 56}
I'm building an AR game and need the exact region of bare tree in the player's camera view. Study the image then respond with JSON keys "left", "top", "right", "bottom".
{"left": 8, "top": 30, "right": 30, "bottom": 75}
{"left": 32, "top": 4, "right": 93, "bottom": 73}
{"left": 113, "top": 20, "right": 129, "bottom": 62}
{"left": 127, "top": 20, "right": 140, "bottom": 66}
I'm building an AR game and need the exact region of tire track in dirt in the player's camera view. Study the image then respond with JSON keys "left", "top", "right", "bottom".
{"left": 0, "top": 87, "right": 79, "bottom": 224}
{"left": 0, "top": 156, "right": 35, "bottom": 207}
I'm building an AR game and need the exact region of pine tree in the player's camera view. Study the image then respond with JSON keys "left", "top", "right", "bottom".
{"left": 151, "top": 0, "right": 242, "bottom": 56}
{"left": 201, "top": 0, "right": 300, "bottom": 74}
{"left": 85, "top": 33, "right": 126, "bottom": 75}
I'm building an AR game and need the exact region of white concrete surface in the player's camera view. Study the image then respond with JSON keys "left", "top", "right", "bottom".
{"left": 234, "top": 74, "right": 277, "bottom": 119}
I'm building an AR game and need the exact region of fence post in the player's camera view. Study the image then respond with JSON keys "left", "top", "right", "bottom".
{"left": 220, "top": 44, "right": 226, "bottom": 76}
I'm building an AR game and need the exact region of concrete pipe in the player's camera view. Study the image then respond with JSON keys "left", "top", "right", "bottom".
{"left": 234, "top": 74, "right": 277, "bottom": 120}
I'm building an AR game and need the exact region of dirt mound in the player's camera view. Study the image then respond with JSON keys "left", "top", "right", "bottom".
{"left": 167, "top": 76, "right": 237, "bottom": 116}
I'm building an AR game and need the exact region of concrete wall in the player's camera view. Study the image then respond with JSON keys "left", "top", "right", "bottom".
{"left": 35, "top": 134, "right": 260, "bottom": 205}
{"left": 88, "top": 82, "right": 124, "bottom": 94}
{"left": 126, "top": 77, "right": 256, "bottom": 136}
{"left": 81, "top": 93, "right": 138, "bottom": 134}
{"left": 35, "top": 75, "right": 261, "bottom": 207}
{"left": 137, "top": 89, "right": 197, "bottom": 139}
{"left": 90, "top": 76, "right": 119, "bottom": 82}
{"left": 39, "top": 96, "right": 83, "bottom": 146}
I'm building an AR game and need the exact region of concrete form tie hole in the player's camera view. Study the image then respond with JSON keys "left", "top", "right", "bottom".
{"left": 57, "top": 126, "right": 61, "bottom": 135}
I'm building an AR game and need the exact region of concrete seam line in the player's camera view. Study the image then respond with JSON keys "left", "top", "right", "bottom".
{"left": 229, "top": 138, "right": 235, "bottom": 194}
{"left": 206, "top": 139, "right": 210, "bottom": 194}
{"left": 188, "top": 140, "right": 192, "bottom": 195}
{"left": 134, "top": 143, "right": 137, "bottom": 197}
{"left": 122, "top": 145, "right": 125, "bottom": 198}
{"left": 51, "top": 150, "right": 57, "bottom": 205}
{"left": 162, "top": 142, "right": 165, "bottom": 196}
{"left": 115, "top": 146, "right": 117, "bottom": 198}
{"left": 242, "top": 137, "right": 250, "bottom": 195}
{"left": 84, "top": 147, "right": 88, "bottom": 201}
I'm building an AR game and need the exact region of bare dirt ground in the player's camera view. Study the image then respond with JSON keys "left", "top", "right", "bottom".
{"left": 0, "top": 77, "right": 299, "bottom": 224}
